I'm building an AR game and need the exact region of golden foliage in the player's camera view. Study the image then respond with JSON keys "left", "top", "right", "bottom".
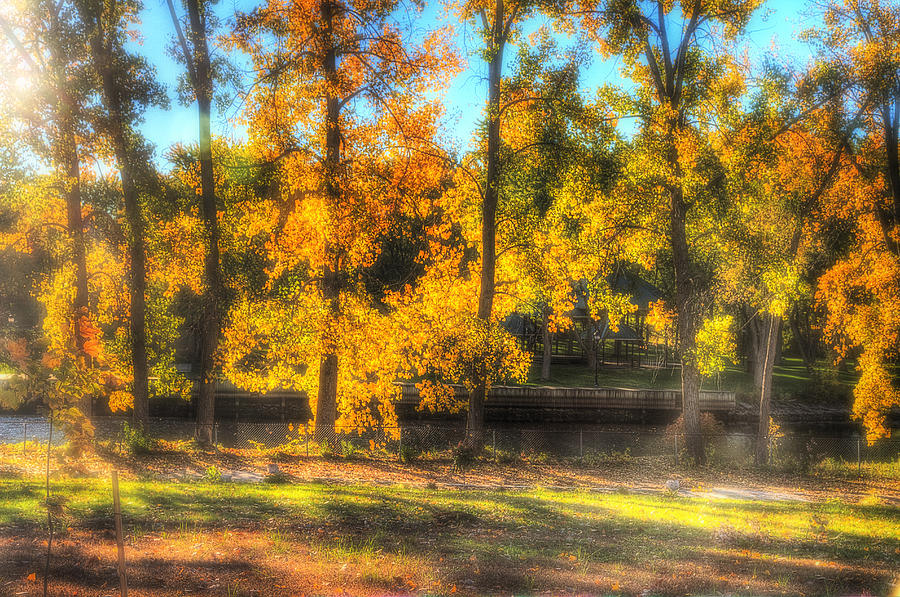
{"left": 693, "top": 315, "right": 737, "bottom": 378}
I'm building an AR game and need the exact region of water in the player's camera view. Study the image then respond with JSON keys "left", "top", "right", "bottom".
{"left": 0, "top": 415, "right": 194, "bottom": 445}
{"left": 0, "top": 415, "right": 64, "bottom": 445}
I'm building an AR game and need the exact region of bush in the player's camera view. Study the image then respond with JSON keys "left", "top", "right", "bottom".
{"left": 525, "top": 451, "right": 555, "bottom": 465}
{"left": 484, "top": 445, "right": 518, "bottom": 464}
{"left": 154, "top": 437, "right": 200, "bottom": 454}
{"left": 248, "top": 439, "right": 303, "bottom": 461}
{"left": 399, "top": 442, "right": 422, "bottom": 464}
{"left": 792, "top": 372, "right": 850, "bottom": 405}
{"left": 118, "top": 422, "right": 154, "bottom": 455}
{"left": 319, "top": 440, "right": 339, "bottom": 459}
{"left": 452, "top": 441, "right": 478, "bottom": 471}
{"left": 814, "top": 456, "right": 900, "bottom": 480}
{"left": 340, "top": 439, "right": 359, "bottom": 459}
{"left": 203, "top": 465, "right": 222, "bottom": 482}
{"left": 316, "top": 438, "right": 361, "bottom": 459}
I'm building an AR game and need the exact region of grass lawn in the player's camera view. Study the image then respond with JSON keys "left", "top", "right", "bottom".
{"left": 527, "top": 358, "right": 858, "bottom": 401}
{"left": 1, "top": 473, "right": 898, "bottom": 596}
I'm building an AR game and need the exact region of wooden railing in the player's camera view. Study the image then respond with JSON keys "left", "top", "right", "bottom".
{"left": 396, "top": 383, "right": 736, "bottom": 412}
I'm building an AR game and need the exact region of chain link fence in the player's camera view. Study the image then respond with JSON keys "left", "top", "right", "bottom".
{"left": 1, "top": 415, "right": 898, "bottom": 477}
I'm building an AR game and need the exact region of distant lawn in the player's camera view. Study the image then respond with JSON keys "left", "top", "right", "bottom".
{"left": 0, "top": 476, "right": 897, "bottom": 596}
{"left": 526, "top": 357, "right": 858, "bottom": 403}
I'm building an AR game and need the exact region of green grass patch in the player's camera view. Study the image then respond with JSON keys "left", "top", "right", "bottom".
{"left": 1, "top": 477, "right": 896, "bottom": 557}
{"left": 2, "top": 476, "right": 896, "bottom": 595}
{"left": 525, "top": 357, "right": 858, "bottom": 403}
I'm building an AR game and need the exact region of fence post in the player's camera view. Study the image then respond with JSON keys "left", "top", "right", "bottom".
{"left": 579, "top": 429, "right": 583, "bottom": 459}
{"left": 305, "top": 428, "right": 309, "bottom": 457}
{"left": 111, "top": 470, "right": 128, "bottom": 597}
{"left": 492, "top": 429, "right": 497, "bottom": 463}
{"left": 398, "top": 428, "right": 403, "bottom": 462}
{"left": 673, "top": 434, "right": 678, "bottom": 466}
{"left": 857, "top": 436, "right": 862, "bottom": 477}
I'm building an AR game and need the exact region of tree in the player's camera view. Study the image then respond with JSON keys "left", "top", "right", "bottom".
{"left": 451, "top": 0, "right": 574, "bottom": 439}
{"left": 0, "top": 0, "right": 101, "bottom": 419}
{"left": 74, "top": 0, "right": 165, "bottom": 429}
{"left": 808, "top": 0, "right": 900, "bottom": 442}
{"left": 577, "top": 0, "right": 762, "bottom": 463}
{"left": 713, "top": 58, "right": 855, "bottom": 462}
{"left": 228, "top": 0, "right": 456, "bottom": 434}
{"left": 491, "top": 33, "right": 624, "bottom": 383}
{"left": 727, "top": 135, "right": 846, "bottom": 463}
{"left": 166, "top": 0, "right": 225, "bottom": 443}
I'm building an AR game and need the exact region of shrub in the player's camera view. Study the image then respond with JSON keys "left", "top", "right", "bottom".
{"left": 815, "top": 456, "right": 900, "bottom": 480}
{"left": 319, "top": 440, "right": 339, "bottom": 459}
{"left": 155, "top": 437, "right": 200, "bottom": 454}
{"left": 792, "top": 372, "right": 850, "bottom": 405}
{"left": 769, "top": 434, "right": 821, "bottom": 474}
{"left": 203, "top": 465, "right": 222, "bottom": 482}
{"left": 340, "top": 439, "right": 359, "bottom": 459}
{"left": 452, "top": 441, "right": 478, "bottom": 471}
{"left": 484, "top": 445, "right": 518, "bottom": 464}
{"left": 118, "top": 422, "right": 154, "bottom": 455}
{"left": 248, "top": 439, "right": 303, "bottom": 461}
{"left": 399, "top": 442, "right": 422, "bottom": 464}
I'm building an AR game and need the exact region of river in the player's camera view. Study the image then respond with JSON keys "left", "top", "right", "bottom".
{"left": 0, "top": 415, "right": 65, "bottom": 445}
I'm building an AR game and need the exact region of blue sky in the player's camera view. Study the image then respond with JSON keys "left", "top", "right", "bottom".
{"left": 134, "top": 0, "right": 817, "bottom": 165}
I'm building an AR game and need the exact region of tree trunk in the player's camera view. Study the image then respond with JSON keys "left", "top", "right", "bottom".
{"left": 883, "top": 103, "right": 900, "bottom": 225}
{"left": 315, "top": 270, "right": 340, "bottom": 438}
{"left": 86, "top": 21, "right": 150, "bottom": 429}
{"left": 66, "top": 148, "right": 92, "bottom": 421}
{"left": 466, "top": 0, "right": 506, "bottom": 438}
{"left": 748, "top": 315, "right": 767, "bottom": 390}
{"left": 62, "top": 138, "right": 89, "bottom": 351}
{"left": 56, "top": 73, "right": 91, "bottom": 420}
{"left": 466, "top": 381, "right": 486, "bottom": 446}
{"left": 586, "top": 320, "right": 597, "bottom": 371}
{"left": 118, "top": 147, "right": 150, "bottom": 429}
{"left": 670, "top": 183, "right": 705, "bottom": 465}
{"left": 316, "top": 351, "right": 338, "bottom": 439}
{"left": 184, "top": 0, "right": 222, "bottom": 445}
{"left": 774, "top": 319, "right": 783, "bottom": 365}
{"left": 756, "top": 313, "right": 781, "bottom": 465}
{"left": 541, "top": 307, "right": 552, "bottom": 381}
{"left": 681, "top": 362, "right": 702, "bottom": 461}
{"left": 790, "top": 308, "right": 815, "bottom": 374}
{"left": 38, "top": 6, "right": 90, "bottom": 414}
{"left": 314, "top": 0, "right": 342, "bottom": 438}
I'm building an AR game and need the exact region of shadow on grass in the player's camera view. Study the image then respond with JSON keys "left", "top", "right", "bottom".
{"left": 0, "top": 478, "right": 897, "bottom": 595}
{"left": 0, "top": 530, "right": 259, "bottom": 594}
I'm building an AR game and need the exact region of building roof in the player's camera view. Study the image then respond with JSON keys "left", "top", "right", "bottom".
{"left": 609, "top": 272, "right": 663, "bottom": 311}
{"left": 571, "top": 271, "right": 663, "bottom": 315}
{"left": 596, "top": 320, "right": 642, "bottom": 341}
